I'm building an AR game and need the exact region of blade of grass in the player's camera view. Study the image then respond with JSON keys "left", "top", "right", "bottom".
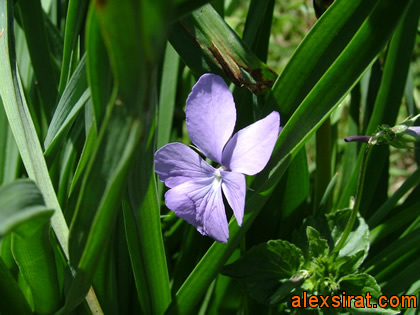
{"left": 127, "top": 113, "right": 171, "bottom": 314}
{"left": 0, "top": 99, "right": 20, "bottom": 185}
{"left": 57, "top": 0, "right": 88, "bottom": 96}
{"left": 44, "top": 55, "right": 89, "bottom": 157}
{"left": 0, "top": 0, "right": 69, "bottom": 257}
{"left": 173, "top": 0, "right": 214, "bottom": 20}
{"left": 242, "top": 0, "right": 274, "bottom": 62}
{"left": 169, "top": 3, "right": 277, "bottom": 94}
{"left": 122, "top": 201, "right": 150, "bottom": 314}
{"left": 266, "top": 0, "right": 379, "bottom": 121}
{"left": 85, "top": 6, "right": 111, "bottom": 126}
{"left": 157, "top": 42, "right": 180, "bottom": 151}
{"left": 369, "top": 200, "right": 420, "bottom": 244}
{"left": 16, "top": 0, "right": 58, "bottom": 116}
{"left": 368, "top": 168, "right": 420, "bottom": 228}
{"left": 338, "top": 0, "right": 420, "bottom": 210}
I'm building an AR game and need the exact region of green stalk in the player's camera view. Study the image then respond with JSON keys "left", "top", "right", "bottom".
{"left": 333, "top": 143, "right": 372, "bottom": 253}
{"left": 314, "top": 117, "right": 332, "bottom": 214}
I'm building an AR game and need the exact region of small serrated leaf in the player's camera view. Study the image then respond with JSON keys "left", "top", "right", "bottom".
{"left": 223, "top": 240, "right": 305, "bottom": 304}
{"left": 307, "top": 226, "right": 330, "bottom": 259}
{"left": 339, "top": 273, "right": 381, "bottom": 298}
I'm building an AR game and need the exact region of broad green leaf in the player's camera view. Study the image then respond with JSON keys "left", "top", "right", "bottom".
{"left": 0, "top": 179, "right": 58, "bottom": 313}
{"left": 174, "top": 0, "right": 216, "bottom": 20}
{"left": 169, "top": 4, "right": 277, "bottom": 94}
{"left": 0, "top": 258, "right": 31, "bottom": 315}
{"left": 223, "top": 240, "right": 305, "bottom": 304}
{"left": 0, "top": 179, "right": 52, "bottom": 238}
{"left": 12, "top": 222, "right": 60, "bottom": 314}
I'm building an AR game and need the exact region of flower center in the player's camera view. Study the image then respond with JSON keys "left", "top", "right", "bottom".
{"left": 212, "top": 168, "right": 223, "bottom": 188}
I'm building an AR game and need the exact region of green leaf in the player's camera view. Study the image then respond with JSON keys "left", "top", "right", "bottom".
{"left": 327, "top": 210, "right": 369, "bottom": 260}
{"left": 157, "top": 42, "right": 180, "bottom": 150}
{"left": 93, "top": 0, "right": 168, "bottom": 109}
{"left": 223, "top": 240, "right": 305, "bottom": 304}
{"left": 266, "top": 0, "right": 380, "bottom": 121}
{"left": 0, "top": 179, "right": 53, "bottom": 238}
{"left": 0, "top": 103, "right": 20, "bottom": 186}
{"left": 57, "top": 0, "right": 88, "bottom": 95}
{"left": 85, "top": 5, "right": 112, "bottom": 125}
{"left": 306, "top": 226, "right": 329, "bottom": 259}
{"left": 0, "top": 180, "right": 59, "bottom": 313}
{"left": 127, "top": 149, "right": 172, "bottom": 315}
{"left": 16, "top": 0, "right": 58, "bottom": 117}
{"left": 369, "top": 200, "right": 420, "bottom": 244}
{"left": 44, "top": 55, "right": 89, "bottom": 157}
{"left": 338, "top": 0, "right": 420, "bottom": 212}
{"left": 169, "top": 4, "right": 277, "bottom": 94}
{"left": 61, "top": 1, "right": 172, "bottom": 313}
{"left": 0, "top": 0, "right": 69, "bottom": 257}
{"left": 174, "top": 0, "right": 217, "bottom": 20}
{"left": 339, "top": 273, "right": 381, "bottom": 298}
{"left": 12, "top": 223, "right": 60, "bottom": 314}
{"left": 122, "top": 202, "right": 151, "bottom": 314}
{"left": 242, "top": 0, "right": 274, "bottom": 62}
{"left": 0, "top": 258, "right": 31, "bottom": 315}
{"left": 64, "top": 107, "right": 142, "bottom": 312}
{"left": 368, "top": 168, "right": 420, "bottom": 228}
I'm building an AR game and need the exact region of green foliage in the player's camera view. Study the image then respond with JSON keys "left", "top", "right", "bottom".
{"left": 0, "top": 0, "right": 419, "bottom": 314}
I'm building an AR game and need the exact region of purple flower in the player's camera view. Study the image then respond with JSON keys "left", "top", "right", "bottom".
{"left": 154, "top": 74, "right": 280, "bottom": 243}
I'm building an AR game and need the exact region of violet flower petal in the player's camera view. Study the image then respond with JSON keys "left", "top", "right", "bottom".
{"left": 222, "top": 111, "right": 280, "bottom": 175}
{"left": 221, "top": 170, "right": 246, "bottom": 226}
{"left": 165, "top": 180, "right": 229, "bottom": 243}
{"left": 155, "top": 142, "right": 215, "bottom": 188}
{"left": 186, "top": 73, "right": 236, "bottom": 164}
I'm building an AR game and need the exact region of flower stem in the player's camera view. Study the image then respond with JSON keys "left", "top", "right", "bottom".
{"left": 333, "top": 143, "right": 372, "bottom": 253}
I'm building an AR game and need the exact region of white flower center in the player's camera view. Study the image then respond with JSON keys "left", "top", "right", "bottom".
{"left": 212, "top": 168, "right": 223, "bottom": 188}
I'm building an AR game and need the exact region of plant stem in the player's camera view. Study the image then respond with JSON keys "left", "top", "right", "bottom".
{"left": 314, "top": 117, "right": 332, "bottom": 214}
{"left": 333, "top": 143, "right": 372, "bottom": 253}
